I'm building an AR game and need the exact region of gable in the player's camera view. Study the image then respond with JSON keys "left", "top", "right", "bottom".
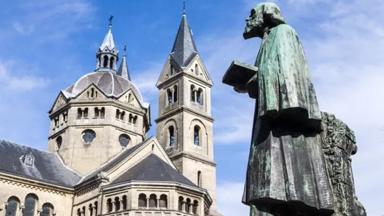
{"left": 50, "top": 92, "right": 68, "bottom": 113}
{"left": 73, "top": 83, "right": 107, "bottom": 101}
{"left": 118, "top": 89, "right": 141, "bottom": 108}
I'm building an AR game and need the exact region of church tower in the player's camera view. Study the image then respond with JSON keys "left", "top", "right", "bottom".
{"left": 156, "top": 14, "right": 217, "bottom": 208}
{"left": 47, "top": 21, "right": 150, "bottom": 175}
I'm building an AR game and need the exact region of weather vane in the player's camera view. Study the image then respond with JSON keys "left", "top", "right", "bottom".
{"left": 108, "top": 15, "right": 114, "bottom": 27}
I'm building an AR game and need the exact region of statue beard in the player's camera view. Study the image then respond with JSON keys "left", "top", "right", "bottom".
{"left": 243, "top": 20, "right": 264, "bottom": 39}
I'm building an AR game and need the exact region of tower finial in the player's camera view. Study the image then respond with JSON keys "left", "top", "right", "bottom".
{"left": 123, "top": 45, "right": 127, "bottom": 56}
{"left": 182, "top": 0, "right": 186, "bottom": 15}
{"left": 108, "top": 15, "right": 114, "bottom": 28}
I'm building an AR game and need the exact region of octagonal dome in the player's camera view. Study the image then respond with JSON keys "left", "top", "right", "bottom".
{"left": 64, "top": 71, "right": 144, "bottom": 103}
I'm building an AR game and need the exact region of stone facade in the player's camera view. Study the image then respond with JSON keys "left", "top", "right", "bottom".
{"left": 155, "top": 15, "right": 217, "bottom": 212}
{"left": 0, "top": 15, "right": 218, "bottom": 216}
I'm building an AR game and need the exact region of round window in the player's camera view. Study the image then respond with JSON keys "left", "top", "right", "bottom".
{"left": 56, "top": 136, "right": 62, "bottom": 149}
{"left": 82, "top": 129, "right": 96, "bottom": 144}
{"left": 119, "top": 134, "right": 130, "bottom": 147}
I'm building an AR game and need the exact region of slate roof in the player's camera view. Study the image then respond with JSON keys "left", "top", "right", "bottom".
{"left": 0, "top": 140, "right": 81, "bottom": 187}
{"left": 111, "top": 154, "right": 196, "bottom": 188}
{"left": 64, "top": 71, "right": 144, "bottom": 105}
{"left": 79, "top": 141, "right": 146, "bottom": 184}
{"left": 171, "top": 14, "right": 198, "bottom": 67}
{"left": 99, "top": 25, "right": 116, "bottom": 52}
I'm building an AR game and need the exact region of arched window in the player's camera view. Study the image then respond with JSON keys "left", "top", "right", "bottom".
{"left": 159, "top": 194, "right": 167, "bottom": 209}
{"left": 122, "top": 195, "right": 127, "bottom": 210}
{"left": 190, "top": 85, "right": 196, "bottom": 102}
{"left": 100, "top": 107, "right": 105, "bottom": 118}
{"left": 128, "top": 114, "right": 133, "bottom": 123}
{"left": 103, "top": 55, "right": 109, "bottom": 68}
{"left": 138, "top": 194, "right": 147, "bottom": 208}
{"left": 185, "top": 198, "right": 191, "bottom": 213}
{"left": 168, "top": 126, "right": 175, "bottom": 146}
{"left": 88, "top": 204, "right": 93, "bottom": 216}
{"left": 77, "top": 108, "right": 82, "bottom": 119}
{"left": 94, "top": 201, "right": 98, "bottom": 215}
{"left": 83, "top": 108, "right": 88, "bottom": 118}
{"left": 82, "top": 206, "right": 86, "bottom": 216}
{"left": 195, "top": 64, "right": 199, "bottom": 75}
{"left": 120, "top": 111, "right": 125, "bottom": 120}
{"left": 110, "top": 57, "right": 115, "bottom": 69}
{"left": 197, "top": 171, "right": 202, "bottom": 187}
{"left": 40, "top": 203, "right": 54, "bottom": 216}
{"left": 173, "top": 85, "right": 178, "bottom": 102}
{"left": 77, "top": 208, "right": 81, "bottom": 216}
{"left": 94, "top": 107, "right": 99, "bottom": 118}
{"left": 114, "top": 197, "right": 120, "bottom": 211}
{"left": 167, "top": 89, "right": 173, "bottom": 105}
{"left": 23, "top": 194, "right": 38, "bottom": 216}
{"left": 119, "top": 134, "right": 131, "bottom": 148}
{"left": 149, "top": 194, "right": 157, "bottom": 208}
{"left": 5, "top": 196, "right": 20, "bottom": 216}
{"left": 178, "top": 196, "right": 184, "bottom": 211}
{"left": 56, "top": 136, "right": 62, "bottom": 150}
{"left": 107, "top": 198, "right": 113, "bottom": 212}
{"left": 194, "top": 125, "right": 201, "bottom": 146}
{"left": 116, "top": 109, "right": 120, "bottom": 119}
{"left": 197, "top": 88, "right": 203, "bottom": 105}
{"left": 192, "top": 200, "right": 199, "bottom": 214}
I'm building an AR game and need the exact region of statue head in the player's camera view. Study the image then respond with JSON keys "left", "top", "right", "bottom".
{"left": 243, "top": 2, "right": 285, "bottom": 39}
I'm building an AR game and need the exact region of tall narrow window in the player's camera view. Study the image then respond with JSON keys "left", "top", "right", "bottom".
{"left": 149, "top": 194, "right": 157, "bottom": 208}
{"left": 107, "top": 199, "right": 113, "bottom": 212}
{"left": 122, "top": 195, "right": 127, "bottom": 210}
{"left": 173, "top": 85, "right": 178, "bottom": 102}
{"left": 103, "top": 56, "right": 109, "bottom": 68}
{"left": 40, "top": 203, "right": 54, "bottom": 216}
{"left": 94, "top": 107, "right": 99, "bottom": 118}
{"left": 56, "top": 136, "right": 62, "bottom": 150}
{"left": 5, "top": 196, "right": 20, "bottom": 216}
{"left": 138, "top": 194, "right": 147, "bottom": 208}
{"left": 185, "top": 198, "right": 191, "bottom": 213}
{"left": 77, "top": 108, "right": 82, "bottom": 119}
{"left": 170, "top": 65, "right": 174, "bottom": 75}
{"left": 116, "top": 109, "right": 120, "bottom": 119}
{"left": 167, "top": 89, "right": 173, "bottom": 105}
{"left": 192, "top": 200, "right": 199, "bottom": 215}
{"left": 195, "top": 64, "right": 199, "bottom": 75}
{"left": 88, "top": 204, "right": 93, "bottom": 216}
{"left": 114, "top": 197, "right": 120, "bottom": 211}
{"left": 23, "top": 194, "right": 38, "bottom": 216}
{"left": 197, "top": 88, "right": 203, "bottom": 105}
{"left": 168, "top": 126, "right": 175, "bottom": 146}
{"left": 110, "top": 57, "right": 115, "bottom": 69}
{"left": 159, "top": 194, "right": 167, "bottom": 209}
{"left": 178, "top": 197, "right": 184, "bottom": 211}
{"left": 194, "top": 126, "right": 201, "bottom": 146}
{"left": 190, "top": 85, "right": 196, "bottom": 102}
{"left": 83, "top": 108, "right": 88, "bottom": 118}
{"left": 100, "top": 107, "right": 105, "bottom": 118}
{"left": 197, "top": 171, "right": 202, "bottom": 187}
{"left": 94, "top": 201, "right": 98, "bottom": 215}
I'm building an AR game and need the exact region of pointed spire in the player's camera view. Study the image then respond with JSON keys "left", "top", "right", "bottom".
{"left": 117, "top": 45, "right": 131, "bottom": 80}
{"left": 96, "top": 16, "right": 119, "bottom": 71}
{"left": 99, "top": 16, "right": 116, "bottom": 51}
{"left": 171, "top": 14, "right": 198, "bottom": 67}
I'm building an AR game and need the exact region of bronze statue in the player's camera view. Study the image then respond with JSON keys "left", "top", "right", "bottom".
{"left": 224, "top": 2, "right": 334, "bottom": 215}
{"left": 223, "top": 2, "right": 366, "bottom": 216}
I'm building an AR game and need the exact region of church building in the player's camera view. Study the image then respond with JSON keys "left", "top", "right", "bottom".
{"left": 0, "top": 14, "right": 220, "bottom": 216}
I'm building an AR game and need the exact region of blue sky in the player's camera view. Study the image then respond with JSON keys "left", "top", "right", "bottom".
{"left": 0, "top": 0, "right": 383, "bottom": 215}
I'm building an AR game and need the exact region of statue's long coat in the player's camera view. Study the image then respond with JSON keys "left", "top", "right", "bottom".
{"left": 243, "top": 24, "right": 334, "bottom": 215}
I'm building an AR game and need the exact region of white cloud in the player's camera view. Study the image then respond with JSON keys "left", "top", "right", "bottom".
{"left": 216, "top": 181, "right": 249, "bottom": 216}
{"left": 0, "top": 62, "right": 49, "bottom": 91}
